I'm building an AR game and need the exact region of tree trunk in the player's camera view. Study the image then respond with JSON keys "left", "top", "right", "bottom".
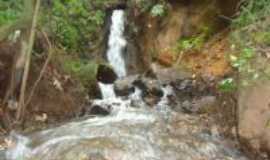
{"left": 16, "top": 0, "right": 41, "bottom": 122}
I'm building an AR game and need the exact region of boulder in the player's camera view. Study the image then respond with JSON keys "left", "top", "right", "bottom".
{"left": 96, "top": 65, "right": 117, "bottom": 84}
{"left": 238, "top": 81, "right": 270, "bottom": 158}
{"left": 79, "top": 101, "right": 113, "bottom": 117}
{"left": 133, "top": 77, "right": 163, "bottom": 97}
{"left": 114, "top": 75, "right": 139, "bottom": 96}
{"left": 89, "top": 105, "right": 111, "bottom": 116}
{"left": 151, "top": 63, "right": 192, "bottom": 84}
{"left": 133, "top": 77, "right": 164, "bottom": 106}
{"left": 179, "top": 96, "right": 216, "bottom": 114}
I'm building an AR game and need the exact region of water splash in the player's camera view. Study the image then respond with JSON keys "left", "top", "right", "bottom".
{"left": 5, "top": 132, "right": 31, "bottom": 160}
{"left": 98, "top": 82, "right": 116, "bottom": 99}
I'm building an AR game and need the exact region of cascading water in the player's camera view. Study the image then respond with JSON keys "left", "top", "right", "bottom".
{"left": 106, "top": 10, "right": 127, "bottom": 78}
{"left": 98, "top": 83, "right": 116, "bottom": 99}
{"left": 4, "top": 9, "right": 249, "bottom": 160}
{"left": 98, "top": 9, "right": 127, "bottom": 99}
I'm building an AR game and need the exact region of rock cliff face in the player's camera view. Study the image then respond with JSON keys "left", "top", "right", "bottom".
{"left": 238, "top": 81, "right": 270, "bottom": 158}
{"left": 129, "top": 0, "right": 239, "bottom": 69}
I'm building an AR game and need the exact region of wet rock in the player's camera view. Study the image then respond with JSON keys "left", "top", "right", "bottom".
{"left": 89, "top": 105, "right": 111, "bottom": 116}
{"left": 151, "top": 63, "right": 192, "bottom": 84}
{"left": 143, "top": 96, "right": 160, "bottom": 106}
{"left": 80, "top": 103, "right": 112, "bottom": 117}
{"left": 114, "top": 75, "right": 138, "bottom": 96}
{"left": 97, "top": 65, "right": 117, "bottom": 84}
{"left": 105, "top": 0, "right": 127, "bottom": 10}
{"left": 134, "top": 78, "right": 163, "bottom": 97}
{"left": 173, "top": 79, "right": 194, "bottom": 93}
{"left": 88, "top": 82, "right": 102, "bottom": 99}
{"left": 133, "top": 77, "right": 164, "bottom": 106}
{"left": 176, "top": 96, "right": 216, "bottom": 114}
{"left": 125, "top": 38, "right": 145, "bottom": 75}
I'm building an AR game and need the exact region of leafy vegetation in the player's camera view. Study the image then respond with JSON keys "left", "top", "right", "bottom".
{"left": 175, "top": 26, "right": 212, "bottom": 53}
{"left": 0, "top": 0, "right": 23, "bottom": 26}
{"left": 228, "top": 0, "right": 270, "bottom": 87}
{"left": 218, "top": 78, "right": 237, "bottom": 93}
{"left": 133, "top": 0, "right": 167, "bottom": 15}
{"left": 42, "top": 0, "right": 108, "bottom": 52}
{"left": 176, "top": 36, "right": 205, "bottom": 53}
{"left": 150, "top": 4, "right": 166, "bottom": 17}
{"left": 63, "top": 59, "right": 98, "bottom": 87}
{"left": 230, "top": 48, "right": 255, "bottom": 71}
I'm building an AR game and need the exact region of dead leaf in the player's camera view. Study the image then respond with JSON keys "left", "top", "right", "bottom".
{"left": 35, "top": 113, "right": 48, "bottom": 122}
{"left": 53, "top": 78, "right": 63, "bottom": 91}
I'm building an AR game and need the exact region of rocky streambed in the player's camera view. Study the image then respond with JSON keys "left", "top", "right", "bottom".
{"left": 1, "top": 62, "right": 249, "bottom": 160}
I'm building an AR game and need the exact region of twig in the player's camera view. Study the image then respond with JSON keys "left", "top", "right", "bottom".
{"left": 174, "top": 51, "right": 184, "bottom": 68}
{"left": 25, "top": 31, "right": 53, "bottom": 107}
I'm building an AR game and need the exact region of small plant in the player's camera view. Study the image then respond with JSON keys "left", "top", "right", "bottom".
{"left": 175, "top": 26, "right": 212, "bottom": 53}
{"left": 133, "top": 0, "right": 167, "bottom": 16}
{"left": 218, "top": 78, "right": 236, "bottom": 93}
{"left": 63, "top": 59, "right": 98, "bottom": 87}
{"left": 134, "top": 0, "right": 155, "bottom": 13}
{"left": 150, "top": 4, "right": 166, "bottom": 17}
{"left": 230, "top": 47, "right": 255, "bottom": 71}
{"left": 176, "top": 35, "right": 205, "bottom": 53}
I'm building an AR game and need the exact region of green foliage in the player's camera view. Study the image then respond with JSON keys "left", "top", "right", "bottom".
{"left": 176, "top": 36, "right": 205, "bottom": 52}
{"left": 233, "top": 0, "right": 270, "bottom": 28}
{"left": 232, "top": 0, "right": 270, "bottom": 46}
{"left": 63, "top": 59, "right": 98, "bottom": 86}
{"left": 251, "top": 31, "right": 270, "bottom": 45}
{"left": 230, "top": 0, "right": 270, "bottom": 87}
{"left": 230, "top": 47, "right": 260, "bottom": 81}
{"left": 0, "top": 0, "right": 24, "bottom": 26}
{"left": 150, "top": 4, "right": 166, "bottom": 17}
{"left": 175, "top": 26, "right": 212, "bottom": 53}
{"left": 133, "top": 0, "right": 167, "bottom": 15}
{"left": 134, "top": 0, "right": 154, "bottom": 12}
{"left": 42, "top": 0, "right": 108, "bottom": 52}
{"left": 218, "top": 78, "right": 236, "bottom": 93}
{"left": 230, "top": 48, "right": 255, "bottom": 70}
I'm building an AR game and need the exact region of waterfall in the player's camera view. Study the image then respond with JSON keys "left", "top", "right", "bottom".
{"left": 4, "top": 9, "right": 249, "bottom": 160}
{"left": 106, "top": 10, "right": 127, "bottom": 78}
{"left": 98, "top": 10, "right": 127, "bottom": 99}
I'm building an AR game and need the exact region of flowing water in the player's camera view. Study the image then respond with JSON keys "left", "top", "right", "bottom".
{"left": 106, "top": 10, "right": 127, "bottom": 78}
{"left": 4, "top": 10, "right": 249, "bottom": 160}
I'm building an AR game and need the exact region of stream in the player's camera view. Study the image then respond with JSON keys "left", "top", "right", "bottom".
{"left": 4, "top": 10, "right": 249, "bottom": 160}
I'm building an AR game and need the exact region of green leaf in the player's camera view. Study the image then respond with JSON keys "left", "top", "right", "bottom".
{"left": 218, "top": 78, "right": 236, "bottom": 92}
{"left": 241, "top": 48, "right": 254, "bottom": 59}
{"left": 150, "top": 4, "right": 166, "bottom": 17}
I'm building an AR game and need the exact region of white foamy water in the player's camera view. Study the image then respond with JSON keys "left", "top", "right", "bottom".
{"left": 97, "top": 10, "right": 127, "bottom": 100}
{"left": 98, "top": 82, "right": 116, "bottom": 99}
{"left": 5, "top": 103, "right": 248, "bottom": 160}
{"left": 106, "top": 10, "right": 127, "bottom": 78}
